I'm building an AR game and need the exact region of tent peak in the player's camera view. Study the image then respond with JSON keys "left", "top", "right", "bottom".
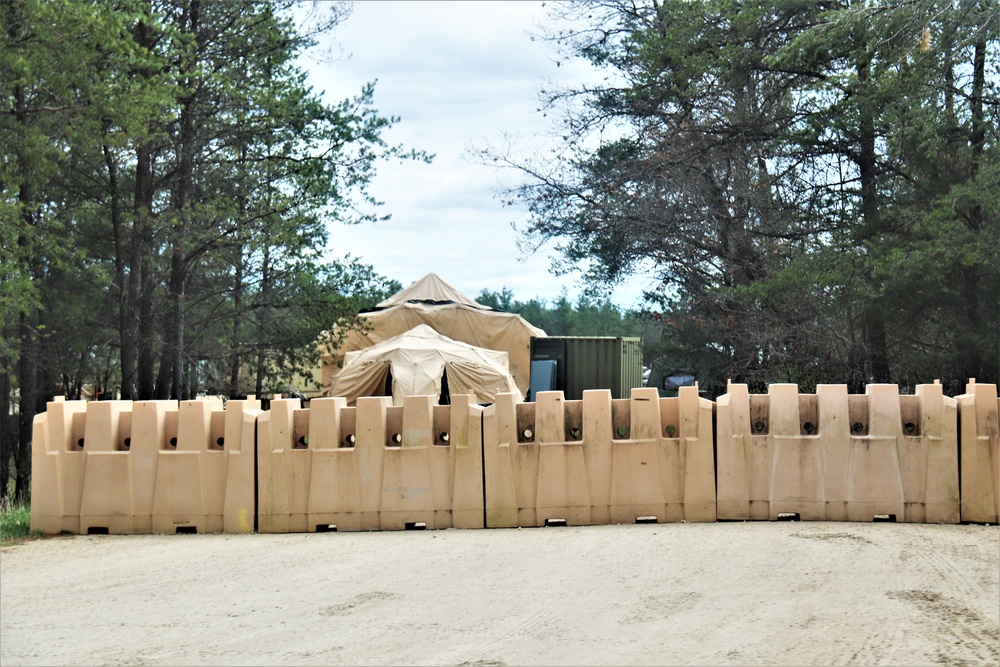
{"left": 375, "top": 273, "right": 491, "bottom": 310}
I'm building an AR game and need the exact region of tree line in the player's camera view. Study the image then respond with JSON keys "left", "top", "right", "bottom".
{"left": 484, "top": 0, "right": 999, "bottom": 397}
{"left": 477, "top": 287, "right": 651, "bottom": 339}
{"left": 1, "top": 0, "right": 419, "bottom": 500}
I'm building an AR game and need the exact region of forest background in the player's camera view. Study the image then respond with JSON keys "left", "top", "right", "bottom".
{"left": 2, "top": 0, "right": 997, "bottom": 502}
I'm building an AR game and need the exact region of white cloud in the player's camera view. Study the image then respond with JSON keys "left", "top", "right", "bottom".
{"left": 304, "top": 0, "right": 653, "bottom": 306}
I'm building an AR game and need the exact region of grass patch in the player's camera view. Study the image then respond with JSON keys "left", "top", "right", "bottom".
{"left": 1, "top": 497, "right": 35, "bottom": 545}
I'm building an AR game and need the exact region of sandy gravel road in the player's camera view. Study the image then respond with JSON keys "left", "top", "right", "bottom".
{"left": 1, "top": 522, "right": 998, "bottom": 666}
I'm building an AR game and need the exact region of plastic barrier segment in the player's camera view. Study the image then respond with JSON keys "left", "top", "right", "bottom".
{"left": 717, "top": 382, "right": 959, "bottom": 522}
{"left": 379, "top": 394, "right": 483, "bottom": 530}
{"left": 150, "top": 398, "right": 229, "bottom": 533}
{"left": 222, "top": 399, "right": 262, "bottom": 533}
{"left": 129, "top": 400, "right": 174, "bottom": 533}
{"left": 30, "top": 398, "right": 88, "bottom": 534}
{"left": 257, "top": 394, "right": 484, "bottom": 533}
{"left": 483, "top": 386, "right": 715, "bottom": 528}
{"left": 79, "top": 400, "right": 134, "bottom": 534}
{"left": 957, "top": 380, "right": 999, "bottom": 524}
{"left": 256, "top": 396, "right": 312, "bottom": 533}
{"left": 304, "top": 394, "right": 484, "bottom": 532}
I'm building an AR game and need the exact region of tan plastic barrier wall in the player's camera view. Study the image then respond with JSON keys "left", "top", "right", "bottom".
{"left": 956, "top": 380, "right": 999, "bottom": 524}
{"left": 256, "top": 394, "right": 485, "bottom": 533}
{"left": 30, "top": 397, "right": 260, "bottom": 534}
{"left": 717, "top": 382, "right": 959, "bottom": 523}
{"left": 483, "top": 387, "right": 716, "bottom": 528}
{"left": 31, "top": 382, "right": 990, "bottom": 534}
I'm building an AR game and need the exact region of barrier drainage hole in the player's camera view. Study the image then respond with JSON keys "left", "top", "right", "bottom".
{"left": 522, "top": 427, "right": 534, "bottom": 440}
{"left": 635, "top": 516, "right": 658, "bottom": 524}
{"left": 343, "top": 434, "right": 356, "bottom": 447}
{"left": 169, "top": 437, "right": 178, "bottom": 447}
{"left": 777, "top": 513, "right": 800, "bottom": 521}
{"left": 77, "top": 438, "right": 85, "bottom": 448}
{"left": 87, "top": 527, "right": 109, "bottom": 535}
{"left": 216, "top": 437, "right": 225, "bottom": 448}
{"left": 176, "top": 526, "right": 197, "bottom": 534}
{"left": 903, "top": 422, "right": 916, "bottom": 434}
{"left": 122, "top": 438, "right": 131, "bottom": 449}
{"left": 404, "top": 522, "right": 426, "bottom": 531}
{"left": 851, "top": 422, "right": 865, "bottom": 434}
{"left": 665, "top": 424, "right": 676, "bottom": 437}
{"left": 802, "top": 421, "right": 814, "bottom": 434}
{"left": 753, "top": 421, "right": 766, "bottom": 433}
{"left": 544, "top": 518, "right": 567, "bottom": 527}
{"left": 569, "top": 427, "right": 581, "bottom": 439}
{"left": 439, "top": 432, "right": 450, "bottom": 444}
{"left": 315, "top": 524, "right": 337, "bottom": 533}
{"left": 391, "top": 433, "right": 402, "bottom": 445}
{"left": 873, "top": 514, "right": 897, "bottom": 523}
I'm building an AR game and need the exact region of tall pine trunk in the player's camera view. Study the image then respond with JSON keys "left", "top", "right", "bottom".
{"left": 957, "top": 28, "right": 988, "bottom": 382}
{"left": 228, "top": 234, "right": 245, "bottom": 398}
{"left": 854, "top": 31, "right": 891, "bottom": 385}
{"left": 11, "top": 62, "right": 38, "bottom": 502}
{"left": 134, "top": 142, "right": 157, "bottom": 400}
{"left": 0, "top": 371, "right": 11, "bottom": 501}
{"left": 104, "top": 141, "right": 138, "bottom": 400}
{"left": 255, "top": 242, "right": 272, "bottom": 398}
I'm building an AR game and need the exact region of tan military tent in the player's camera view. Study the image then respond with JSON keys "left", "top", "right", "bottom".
{"left": 328, "top": 324, "right": 521, "bottom": 406}
{"left": 320, "top": 273, "right": 545, "bottom": 397}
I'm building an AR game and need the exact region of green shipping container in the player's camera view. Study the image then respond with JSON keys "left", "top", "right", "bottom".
{"left": 529, "top": 336, "right": 644, "bottom": 400}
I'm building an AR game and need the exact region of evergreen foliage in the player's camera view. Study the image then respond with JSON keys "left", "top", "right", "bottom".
{"left": 0, "top": 0, "right": 419, "bottom": 501}
{"left": 483, "top": 0, "right": 999, "bottom": 395}
{"left": 478, "top": 287, "right": 649, "bottom": 340}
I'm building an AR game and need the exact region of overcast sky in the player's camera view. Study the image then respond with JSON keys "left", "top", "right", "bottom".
{"left": 301, "top": 0, "right": 652, "bottom": 307}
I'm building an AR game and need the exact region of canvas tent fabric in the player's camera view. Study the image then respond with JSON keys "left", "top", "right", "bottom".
{"left": 320, "top": 273, "right": 546, "bottom": 397}
{"left": 375, "top": 272, "right": 487, "bottom": 309}
{"left": 328, "top": 324, "right": 521, "bottom": 406}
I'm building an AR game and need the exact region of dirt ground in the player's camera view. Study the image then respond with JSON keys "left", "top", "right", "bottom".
{"left": 1, "top": 522, "right": 997, "bottom": 667}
